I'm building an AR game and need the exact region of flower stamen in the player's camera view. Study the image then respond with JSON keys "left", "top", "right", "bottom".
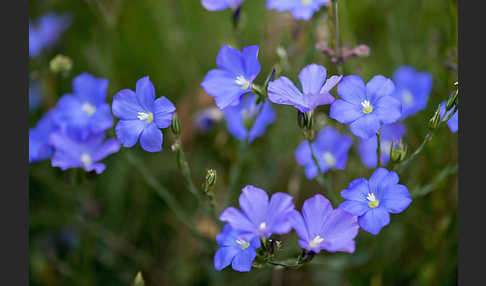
{"left": 137, "top": 112, "right": 154, "bottom": 123}
{"left": 236, "top": 239, "right": 250, "bottom": 250}
{"left": 235, "top": 76, "right": 250, "bottom": 90}
{"left": 367, "top": 193, "right": 379, "bottom": 208}
{"left": 323, "top": 152, "right": 336, "bottom": 167}
{"left": 80, "top": 153, "right": 92, "bottom": 166}
{"left": 82, "top": 102, "right": 96, "bottom": 116}
{"left": 309, "top": 235, "right": 324, "bottom": 248}
{"left": 361, "top": 100, "right": 373, "bottom": 114}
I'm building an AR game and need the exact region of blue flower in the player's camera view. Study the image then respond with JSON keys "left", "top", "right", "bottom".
{"left": 29, "top": 110, "right": 59, "bottom": 163}
{"left": 112, "top": 76, "right": 176, "bottom": 152}
{"left": 195, "top": 107, "right": 224, "bottom": 133}
{"left": 330, "top": 75, "right": 402, "bottom": 139}
{"left": 339, "top": 168, "right": 412, "bottom": 235}
{"left": 290, "top": 194, "right": 359, "bottom": 253}
{"left": 29, "top": 13, "right": 71, "bottom": 58}
{"left": 214, "top": 224, "right": 260, "bottom": 272}
{"left": 439, "top": 101, "right": 458, "bottom": 133}
{"left": 223, "top": 93, "right": 276, "bottom": 143}
{"left": 358, "top": 123, "right": 406, "bottom": 168}
{"left": 201, "top": 45, "right": 261, "bottom": 110}
{"left": 53, "top": 73, "right": 113, "bottom": 140}
{"left": 295, "top": 126, "right": 352, "bottom": 179}
{"left": 267, "top": 0, "right": 329, "bottom": 21}
{"left": 390, "top": 66, "right": 433, "bottom": 118}
{"left": 202, "top": 0, "right": 244, "bottom": 11}
{"left": 268, "top": 64, "right": 340, "bottom": 113}
{"left": 219, "top": 185, "right": 295, "bottom": 238}
{"left": 50, "top": 131, "right": 120, "bottom": 174}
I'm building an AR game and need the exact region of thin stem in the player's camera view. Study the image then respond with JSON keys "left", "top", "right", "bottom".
{"left": 226, "top": 141, "right": 248, "bottom": 206}
{"left": 328, "top": 0, "right": 343, "bottom": 74}
{"left": 376, "top": 131, "right": 382, "bottom": 168}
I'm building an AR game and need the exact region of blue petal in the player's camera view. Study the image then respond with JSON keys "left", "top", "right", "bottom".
{"left": 202, "top": 0, "right": 231, "bottom": 11}
{"left": 291, "top": 6, "right": 317, "bottom": 20}
{"left": 320, "top": 209, "right": 358, "bottom": 253}
{"left": 214, "top": 246, "right": 240, "bottom": 271}
{"left": 139, "top": 123, "right": 163, "bottom": 152}
{"left": 298, "top": 64, "right": 327, "bottom": 95}
{"left": 248, "top": 101, "right": 275, "bottom": 142}
{"left": 366, "top": 75, "right": 395, "bottom": 102}
{"left": 349, "top": 114, "right": 380, "bottom": 139}
{"left": 340, "top": 178, "right": 369, "bottom": 203}
{"left": 373, "top": 96, "right": 402, "bottom": 124}
{"left": 115, "top": 119, "right": 146, "bottom": 148}
{"left": 112, "top": 89, "right": 143, "bottom": 120}
{"left": 219, "top": 207, "right": 256, "bottom": 234}
{"left": 135, "top": 76, "right": 156, "bottom": 111}
{"left": 231, "top": 248, "right": 256, "bottom": 272}
{"left": 241, "top": 45, "right": 261, "bottom": 79}
{"left": 304, "top": 91, "right": 335, "bottom": 111}
{"left": 338, "top": 200, "right": 369, "bottom": 216}
{"left": 289, "top": 210, "right": 309, "bottom": 243}
{"left": 321, "top": 75, "right": 342, "bottom": 93}
{"left": 153, "top": 97, "right": 176, "bottom": 128}
{"left": 73, "top": 73, "right": 108, "bottom": 105}
{"left": 266, "top": 192, "right": 295, "bottom": 235}
{"left": 358, "top": 136, "right": 378, "bottom": 168}
{"left": 267, "top": 0, "right": 297, "bottom": 11}
{"left": 447, "top": 110, "right": 458, "bottom": 132}
{"left": 84, "top": 162, "right": 106, "bottom": 174}
{"left": 201, "top": 69, "right": 244, "bottom": 110}
{"left": 302, "top": 194, "right": 333, "bottom": 235}
{"left": 216, "top": 45, "right": 244, "bottom": 76}
{"left": 223, "top": 105, "right": 248, "bottom": 141}
{"left": 268, "top": 77, "right": 307, "bottom": 112}
{"left": 90, "top": 104, "right": 114, "bottom": 133}
{"left": 358, "top": 207, "right": 390, "bottom": 235}
{"left": 337, "top": 75, "right": 366, "bottom": 105}
{"left": 238, "top": 185, "right": 269, "bottom": 227}
{"left": 369, "top": 168, "right": 399, "bottom": 198}
{"left": 330, "top": 99, "right": 363, "bottom": 124}
{"left": 91, "top": 139, "right": 121, "bottom": 162}
{"left": 381, "top": 184, "right": 412, "bottom": 214}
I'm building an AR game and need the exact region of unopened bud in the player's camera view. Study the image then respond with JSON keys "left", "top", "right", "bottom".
{"left": 205, "top": 169, "right": 217, "bottom": 188}
{"left": 390, "top": 140, "right": 407, "bottom": 163}
{"left": 50, "top": 54, "right": 72, "bottom": 75}
{"left": 132, "top": 272, "right": 145, "bottom": 286}
{"left": 428, "top": 106, "right": 441, "bottom": 130}
{"left": 445, "top": 89, "right": 458, "bottom": 111}
{"left": 171, "top": 113, "right": 181, "bottom": 136}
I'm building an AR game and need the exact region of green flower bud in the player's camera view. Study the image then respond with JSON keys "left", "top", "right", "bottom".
{"left": 390, "top": 140, "right": 407, "bottom": 163}
{"left": 205, "top": 169, "right": 217, "bottom": 188}
{"left": 446, "top": 89, "right": 458, "bottom": 111}
{"left": 171, "top": 113, "right": 181, "bottom": 136}
{"left": 49, "top": 54, "right": 73, "bottom": 75}
{"left": 428, "top": 106, "right": 441, "bottom": 130}
{"left": 132, "top": 272, "right": 145, "bottom": 286}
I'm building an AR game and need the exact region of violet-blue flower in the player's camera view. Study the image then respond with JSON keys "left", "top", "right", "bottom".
{"left": 29, "top": 110, "right": 59, "bottom": 163}
{"left": 267, "top": 0, "right": 329, "bottom": 21}
{"left": 201, "top": 45, "right": 261, "bottom": 110}
{"left": 50, "top": 131, "right": 120, "bottom": 174}
{"left": 339, "top": 168, "right": 412, "bottom": 235}
{"left": 112, "top": 76, "right": 176, "bottom": 152}
{"left": 390, "top": 66, "right": 433, "bottom": 118}
{"left": 53, "top": 73, "right": 113, "bottom": 140}
{"left": 214, "top": 224, "right": 260, "bottom": 272}
{"left": 439, "top": 101, "right": 458, "bottom": 133}
{"left": 29, "top": 13, "right": 71, "bottom": 58}
{"left": 330, "top": 75, "right": 402, "bottom": 139}
{"left": 195, "top": 107, "right": 224, "bottom": 133}
{"left": 295, "top": 126, "right": 352, "bottom": 179}
{"left": 268, "top": 64, "right": 340, "bottom": 113}
{"left": 289, "top": 194, "right": 359, "bottom": 253}
{"left": 358, "top": 123, "right": 406, "bottom": 168}
{"left": 219, "top": 185, "right": 295, "bottom": 238}
{"left": 223, "top": 93, "right": 276, "bottom": 143}
{"left": 202, "top": 0, "right": 244, "bottom": 11}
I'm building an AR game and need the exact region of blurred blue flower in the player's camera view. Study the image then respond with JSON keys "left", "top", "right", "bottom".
{"left": 53, "top": 73, "right": 113, "bottom": 140}
{"left": 268, "top": 64, "right": 340, "bottom": 113}
{"left": 339, "top": 168, "right": 412, "bottom": 235}
{"left": 29, "top": 80, "right": 43, "bottom": 112}
{"left": 29, "top": 13, "right": 71, "bottom": 58}
{"left": 439, "top": 101, "right": 458, "bottom": 133}
{"left": 201, "top": 45, "right": 261, "bottom": 110}
{"left": 267, "top": 0, "right": 329, "bottom": 21}
{"left": 219, "top": 185, "right": 295, "bottom": 238}
{"left": 390, "top": 66, "right": 433, "bottom": 118}
{"left": 295, "top": 126, "right": 352, "bottom": 179}
{"left": 290, "top": 194, "right": 358, "bottom": 253}
{"left": 358, "top": 123, "right": 406, "bottom": 168}
{"left": 330, "top": 75, "right": 402, "bottom": 139}
{"left": 202, "top": 0, "right": 244, "bottom": 11}
{"left": 214, "top": 224, "right": 260, "bottom": 272}
{"left": 112, "top": 76, "right": 176, "bottom": 152}
{"left": 29, "top": 110, "right": 59, "bottom": 163}
{"left": 50, "top": 131, "right": 120, "bottom": 174}
{"left": 223, "top": 93, "right": 276, "bottom": 143}
{"left": 195, "top": 107, "right": 224, "bottom": 133}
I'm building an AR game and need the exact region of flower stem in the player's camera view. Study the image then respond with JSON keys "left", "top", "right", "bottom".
{"left": 226, "top": 140, "right": 248, "bottom": 206}
{"left": 376, "top": 131, "right": 382, "bottom": 168}
{"left": 328, "top": 0, "right": 343, "bottom": 74}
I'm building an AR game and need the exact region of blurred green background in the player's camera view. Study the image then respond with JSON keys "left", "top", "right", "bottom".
{"left": 29, "top": 0, "right": 457, "bottom": 285}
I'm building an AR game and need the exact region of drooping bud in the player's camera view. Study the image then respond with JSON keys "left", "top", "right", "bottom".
{"left": 132, "top": 272, "right": 145, "bottom": 286}
{"left": 428, "top": 106, "right": 441, "bottom": 130}
{"left": 49, "top": 54, "right": 73, "bottom": 76}
{"left": 171, "top": 113, "right": 181, "bottom": 136}
{"left": 390, "top": 140, "right": 407, "bottom": 163}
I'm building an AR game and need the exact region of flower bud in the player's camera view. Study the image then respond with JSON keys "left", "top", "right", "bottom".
{"left": 268, "top": 239, "right": 282, "bottom": 256}
{"left": 205, "top": 169, "right": 217, "bottom": 188}
{"left": 428, "top": 106, "right": 441, "bottom": 130}
{"left": 171, "top": 113, "right": 181, "bottom": 136}
{"left": 446, "top": 89, "right": 458, "bottom": 111}
{"left": 49, "top": 54, "right": 73, "bottom": 75}
{"left": 297, "top": 111, "right": 313, "bottom": 131}
{"left": 390, "top": 140, "right": 407, "bottom": 163}
{"left": 132, "top": 272, "right": 145, "bottom": 286}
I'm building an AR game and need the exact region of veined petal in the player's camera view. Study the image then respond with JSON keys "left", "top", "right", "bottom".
{"left": 135, "top": 76, "right": 156, "bottom": 111}
{"left": 381, "top": 185, "right": 412, "bottom": 214}
{"left": 112, "top": 89, "right": 143, "bottom": 120}
{"left": 329, "top": 99, "right": 363, "bottom": 124}
{"left": 139, "top": 123, "right": 163, "bottom": 152}
{"left": 219, "top": 207, "right": 256, "bottom": 233}
{"left": 238, "top": 185, "right": 269, "bottom": 227}
{"left": 373, "top": 96, "right": 402, "bottom": 124}
{"left": 340, "top": 178, "right": 369, "bottom": 202}
{"left": 216, "top": 45, "right": 244, "bottom": 76}
{"left": 302, "top": 194, "right": 332, "bottom": 236}
{"left": 248, "top": 101, "right": 275, "bottom": 143}
{"left": 366, "top": 75, "right": 395, "bottom": 101}
{"left": 349, "top": 114, "right": 380, "bottom": 139}
{"left": 201, "top": 69, "right": 244, "bottom": 110}
{"left": 268, "top": 77, "right": 307, "bottom": 112}
{"left": 231, "top": 248, "right": 256, "bottom": 272}
{"left": 289, "top": 210, "right": 310, "bottom": 243}
{"left": 223, "top": 105, "right": 248, "bottom": 141}
{"left": 266, "top": 192, "right": 295, "bottom": 234}
{"left": 299, "top": 64, "right": 327, "bottom": 95}
{"left": 338, "top": 200, "right": 369, "bottom": 216}
{"left": 321, "top": 75, "right": 342, "bottom": 93}
{"left": 358, "top": 207, "right": 390, "bottom": 235}
{"left": 337, "top": 75, "right": 366, "bottom": 104}
{"left": 214, "top": 246, "right": 239, "bottom": 271}
{"left": 241, "top": 45, "right": 261, "bottom": 79}
{"left": 153, "top": 97, "right": 176, "bottom": 128}
{"left": 115, "top": 119, "right": 146, "bottom": 148}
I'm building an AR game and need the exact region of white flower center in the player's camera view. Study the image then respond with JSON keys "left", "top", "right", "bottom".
{"left": 259, "top": 222, "right": 267, "bottom": 230}
{"left": 361, "top": 100, "right": 373, "bottom": 114}
{"left": 309, "top": 235, "right": 324, "bottom": 248}
{"left": 236, "top": 239, "right": 250, "bottom": 250}
{"left": 80, "top": 153, "right": 92, "bottom": 166}
{"left": 367, "top": 192, "right": 379, "bottom": 208}
{"left": 323, "top": 152, "right": 336, "bottom": 167}
{"left": 235, "top": 75, "right": 250, "bottom": 90}
{"left": 301, "top": 0, "right": 312, "bottom": 5}
{"left": 401, "top": 89, "right": 414, "bottom": 106}
{"left": 82, "top": 102, "right": 96, "bottom": 116}
{"left": 137, "top": 112, "right": 154, "bottom": 123}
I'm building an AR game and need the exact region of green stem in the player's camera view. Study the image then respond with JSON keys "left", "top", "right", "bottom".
{"left": 377, "top": 131, "right": 382, "bottom": 168}
{"left": 226, "top": 141, "right": 248, "bottom": 206}
{"left": 329, "top": 0, "right": 343, "bottom": 74}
